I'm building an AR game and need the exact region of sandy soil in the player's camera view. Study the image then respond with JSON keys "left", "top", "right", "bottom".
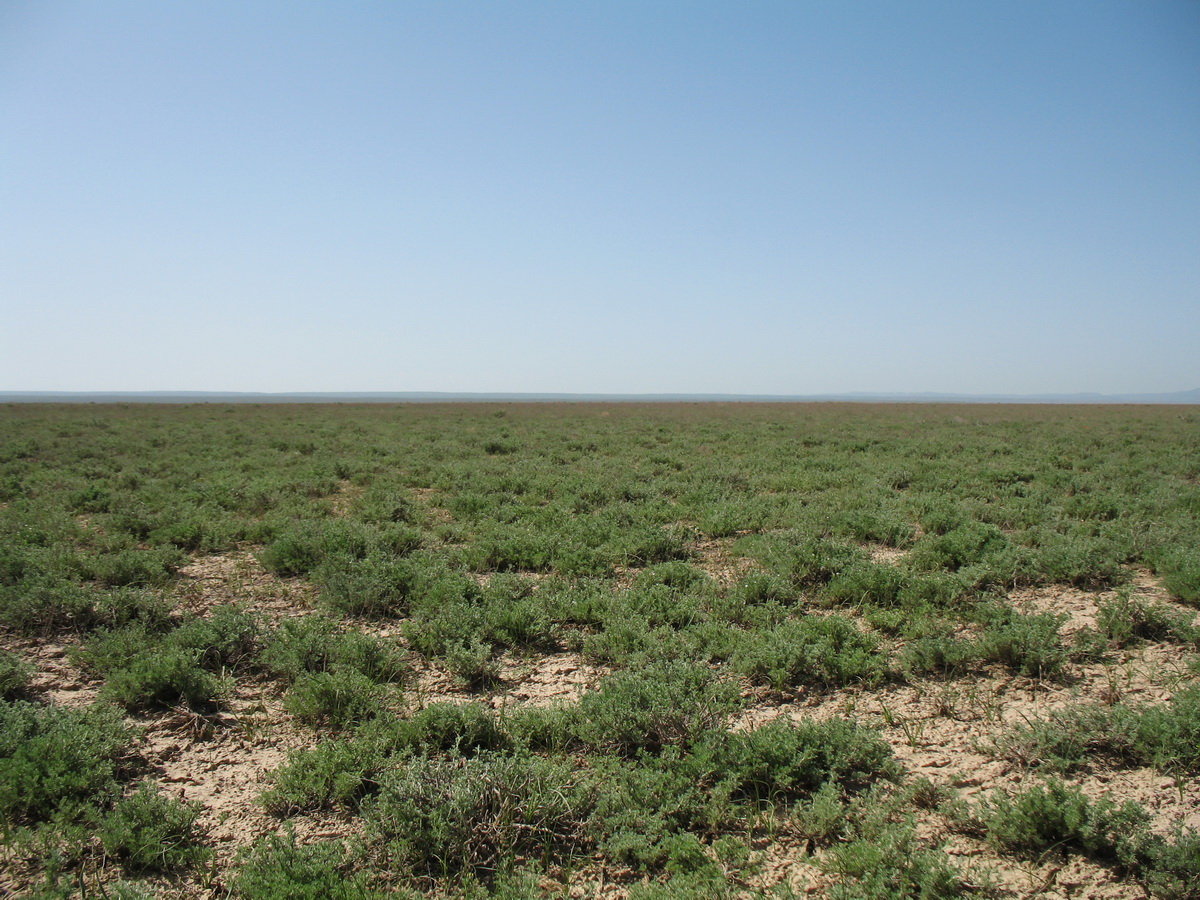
{"left": 2, "top": 541, "right": 1196, "bottom": 899}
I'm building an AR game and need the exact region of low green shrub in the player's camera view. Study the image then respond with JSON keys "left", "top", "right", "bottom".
{"left": 1154, "top": 546, "right": 1200, "bottom": 605}
{"left": 1140, "top": 825, "right": 1200, "bottom": 900}
{"left": 376, "top": 702, "right": 508, "bottom": 756}
{"left": 363, "top": 751, "right": 594, "bottom": 879}
{"left": 170, "top": 605, "right": 261, "bottom": 672}
{"left": 285, "top": 670, "right": 386, "bottom": 728}
{"left": 261, "top": 738, "right": 388, "bottom": 816}
{"left": 823, "top": 562, "right": 907, "bottom": 608}
{"left": 976, "top": 607, "right": 1067, "bottom": 679}
{"left": 0, "top": 700, "right": 133, "bottom": 825}
{"left": 980, "top": 778, "right": 1148, "bottom": 866}
{"left": 712, "top": 718, "right": 899, "bottom": 803}
{"left": 1131, "top": 685, "right": 1200, "bottom": 774}
{"left": 234, "top": 831, "right": 384, "bottom": 900}
{"left": 79, "top": 547, "right": 185, "bottom": 588}
{"left": 761, "top": 536, "right": 863, "bottom": 589}
{"left": 261, "top": 615, "right": 407, "bottom": 685}
{"left": 575, "top": 660, "right": 740, "bottom": 756}
{"left": 907, "top": 522, "right": 1008, "bottom": 573}
{"left": 100, "top": 782, "right": 209, "bottom": 872}
{"left": 1098, "top": 590, "right": 1191, "bottom": 646}
{"left": 100, "top": 647, "right": 228, "bottom": 711}
{"left": 316, "top": 553, "right": 422, "bottom": 617}
{"left": 443, "top": 639, "right": 501, "bottom": 690}
{"left": 0, "top": 650, "right": 32, "bottom": 699}
{"left": 1000, "top": 687, "right": 1200, "bottom": 776}
{"left": 732, "top": 615, "right": 886, "bottom": 689}
{"left": 824, "top": 800, "right": 968, "bottom": 900}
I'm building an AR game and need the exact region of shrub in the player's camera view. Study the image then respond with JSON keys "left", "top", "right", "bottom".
{"left": 976, "top": 608, "right": 1067, "bottom": 679}
{"left": 732, "top": 615, "right": 886, "bottom": 690}
{"left": 0, "top": 700, "right": 133, "bottom": 824}
{"left": 825, "top": 801, "right": 967, "bottom": 900}
{"left": 0, "top": 650, "right": 32, "bottom": 699}
{"left": 1131, "top": 685, "right": 1200, "bottom": 774}
{"left": 0, "top": 576, "right": 103, "bottom": 634}
{"left": 712, "top": 718, "right": 899, "bottom": 803}
{"left": 258, "top": 529, "right": 327, "bottom": 577}
{"left": 261, "top": 738, "right": 388, "bottom": 816}
{"left": 234, "top": 831, "right": 384, "bottom": 900}
{"left": 363, "top": 752, "right": 594, "bottom": 878}
{"left": 444, "top": 640, "right": 502, "bottom": 690}
{"left": 1141, "top": 825, "right": 1200, "bottom": 900}
{"left": 317, "top": 554, "right": 421, "bottom": 617}
{"left": 100, "top": 782, "right": 208, "bottom": 872}
{"left": 907, "top": 523, "right": 1008, "bottom": 573}
{"left": 576, "top": 661, "right": 740, "bottom": 756}
{"left": 1097, "top": 590, "right": 1187, "bottom": 646}
{"left": 1155, "top": 547, "right": 1200, "bottom": 605}
{"left": 823, "top": 562, "right": 906, "bottom": 608}
{"left": 81, "top": 547, "right": 184, "bottom": 587}
{"left": 999, "top": 687, "right": 1200, "bottom": 776}
{"left": 170, "top": 605, "right": 261, "bottom": 672}
{"left": 980, "top": 778, "right": 1148, "bottom": 866}
{"left": 382, "top": 702, "right": 507, "bottom": 756}
{"left": 285, "top": 670, "right": 386, "bottom": 728}
{"left": 261, "top": 615, "right": 407, "bottom": 685}
{"left": 763, "top": 537, "right": 862, "bottom": 589}
{"left": 620, "top": 526, "right": 691, "bottom": 567}
{"left": 101, "top": 648, "right": 228, "bottom": 711}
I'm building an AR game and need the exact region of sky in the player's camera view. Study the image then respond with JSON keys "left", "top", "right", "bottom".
{"left": 2, "top": 1, "right": 1198, "bottom": 396}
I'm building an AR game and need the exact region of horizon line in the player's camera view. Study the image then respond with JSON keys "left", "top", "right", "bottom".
{"left": 3, "top": 388, "right": 1199, "bottom": 406}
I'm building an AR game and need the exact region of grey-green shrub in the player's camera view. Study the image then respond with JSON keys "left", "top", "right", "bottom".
{"left": 234, "top": 831, "right": 384, "bottom": 900}
{"left": 363, "top": 752, "right": 594, "bottom": 878}
{"left": 100, "top": 782, "right": 209, "bottom": 872}
{"left": 0, "top": 700, "right": 132, "bottom": 824}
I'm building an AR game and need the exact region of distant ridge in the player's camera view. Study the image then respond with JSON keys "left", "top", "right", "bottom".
{"left": 3, "top": 389, "right": 1199, "bottom": 404}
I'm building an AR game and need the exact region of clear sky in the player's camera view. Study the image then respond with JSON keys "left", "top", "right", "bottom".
{"left": 2, "top": 2, "right": 1198, "bottom": 395}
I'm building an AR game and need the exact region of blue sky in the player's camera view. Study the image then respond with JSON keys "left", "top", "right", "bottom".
{"left": 2, "top": 1, "right": 1198, "bottom": 395}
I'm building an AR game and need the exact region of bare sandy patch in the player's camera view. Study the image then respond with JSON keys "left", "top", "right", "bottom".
{"left": 175, "top": 548, "right": 316, "bottom": 623}
{"left": 866, "top": 543, "right": 908, "bottom": 565}
{"left": 692, "top": 535, "right": 763, "bottom": 586}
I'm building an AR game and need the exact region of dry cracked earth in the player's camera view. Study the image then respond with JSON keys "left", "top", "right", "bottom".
{"left": 2, "top": 538, "right": 1198, "bottom": 899}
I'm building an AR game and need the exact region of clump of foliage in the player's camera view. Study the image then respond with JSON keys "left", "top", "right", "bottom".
{"left": 0, "top": 649, "right": 32, "bottom": 699}
{"left": 731, "top": 614, "right": 887, "bottom": 689}
{"left": 0, "top": 700, "right": 134, "bottom": 825}
{"left": 234, "top": 831, "right": 384, "bottom": 900}
{"left": 363, "top": 751, "right": 594, "bottom": 879}
{"left": 99, "top": 782, "right": 209, "bottom": 873}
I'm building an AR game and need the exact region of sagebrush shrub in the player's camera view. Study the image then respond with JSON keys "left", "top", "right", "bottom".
{"left": 0, "top": 700, "right": 132, "bottom": 824}
{"left": 364, "top": 752, "right": 594, "bottom": 878}
{"left": 100, "top": 782, "right": 209, "bottom": 872}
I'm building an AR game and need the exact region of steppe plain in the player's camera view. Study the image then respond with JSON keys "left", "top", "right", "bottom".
{"left": 1, "top": 402, "right": 1197, "bottom": 899}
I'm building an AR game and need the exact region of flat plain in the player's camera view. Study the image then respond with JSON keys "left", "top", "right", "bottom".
{"left": 1, "top": 402, "right": 1198, "bottom": 899}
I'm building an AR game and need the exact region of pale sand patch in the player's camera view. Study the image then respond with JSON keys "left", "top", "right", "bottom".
{"left": 406, "top": 651, "right": 608, "bottom": 710}
{"left": 691, "top": 536, "right": 763, "bottom": 586}
{"left": 175, "top": 548, "right": 316, "bottom": 623}
{"left": 866, "top": 543, "right": 909, "bottom": 565}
